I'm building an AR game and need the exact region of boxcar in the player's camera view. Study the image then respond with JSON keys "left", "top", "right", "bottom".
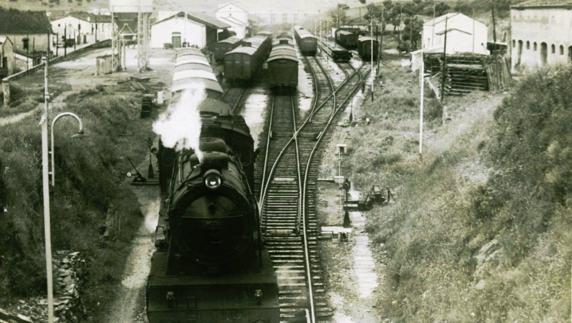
{"left": 335, "top": 30, "right": 358, "bottom": 49}
{"left": 294, "top": 26, "right": 318, "bottom": 56}
{"left": 267, "top": 42, "right": 298, "bottom": 89}
{"left": 224, "top": 35, "right": 271, "bottom": 82}
{"left": 214, "top": 36, "right": 241, "bottom": 62}
{"left": 357, "top": 36, "right": 379, "bottom": 61}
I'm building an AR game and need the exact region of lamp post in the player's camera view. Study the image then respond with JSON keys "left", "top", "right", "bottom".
{"left": 50, "top": 112, "right": 84, "bottom": 186}
{"left": 40, "top": 56, "right": 84, "bottom": 323}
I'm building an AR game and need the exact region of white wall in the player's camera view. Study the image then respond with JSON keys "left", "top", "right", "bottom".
{"left": 216, "top": 4, "right": 248, "bottom": 38}
{"left": 422, "top": 13, "right": 488, "bottom": 55}
{"left": 51, "top": 16, "right": 93, "bottom": 44}
{"left": 511, "top": 8, "right": 572, "bottom": 73}
{"left": 151, "top": 17, "right": 207, "bottom": 48}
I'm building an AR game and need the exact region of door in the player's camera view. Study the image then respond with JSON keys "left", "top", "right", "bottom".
{"left": 172, "top": 32, "right": 182, "bottom": 48}
{"left": 517, "top": 40, "right": 523, "bottom": 66}
{"left": 540, "top": 42, "right": 547, "bottom": 66}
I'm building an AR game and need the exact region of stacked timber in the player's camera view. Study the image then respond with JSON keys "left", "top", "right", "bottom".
{"left": 424, "top": 53, "right": 496, "bottom": 96}
{"left": 484, "top": 55, "right": 512, "bottom": 92}
{"left": 0, "top": 251, "right": 86, "bottom": 323}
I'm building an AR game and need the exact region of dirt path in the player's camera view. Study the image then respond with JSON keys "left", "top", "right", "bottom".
{"left": 105, "top": 185, "right": 159, "bottom": 323}
{"left": 0, "top": 48, "right": 116, "bottom": 127}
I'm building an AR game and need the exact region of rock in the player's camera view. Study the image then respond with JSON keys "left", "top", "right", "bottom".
{"left": 474, "top": 279, "right": 486, "bottom": 290}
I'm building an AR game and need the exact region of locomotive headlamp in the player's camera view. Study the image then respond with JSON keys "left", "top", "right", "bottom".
{"left": 204, "top": 169, "right": 222, "bottom": 190}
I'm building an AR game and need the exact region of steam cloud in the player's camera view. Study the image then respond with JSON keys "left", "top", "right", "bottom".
{"left": 153, "top": 85, "right": 206, "bottom": 159}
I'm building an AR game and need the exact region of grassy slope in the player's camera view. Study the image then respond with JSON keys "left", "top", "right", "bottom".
{"left": 0, "top": 82, "right": 157, "bottom": 318}
{"left": 345, "top": 61, "right": 571, "bottom": 321}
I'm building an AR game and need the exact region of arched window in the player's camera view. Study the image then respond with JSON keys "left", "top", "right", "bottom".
{"left": 526, "top": 41, "right": 530, "bottom": 49}
{"left": 551, "top": 44, "right": 555, "bottom": 54}
{"left": 560, "top": 45, "right": 564, "bottom": 55}
{"left": 512, "top": 40, "right": 516, "bottom": 47}
{"left": 533, "top": 42, "right": 537, "bottom": 51}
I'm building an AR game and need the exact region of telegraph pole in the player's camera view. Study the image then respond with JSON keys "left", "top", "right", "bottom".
{"left": 370, "top": 15, "right": 374, "bottom": 101}
{"left": 440, "top": 16, "right": 448, "bottom": 103}
{"left": 492, "top": 0, "right": 497, "bottom": 43}
{"left": 41, "top": 56, "right": 55, "bottom": 323}
{"left": 419, "top": 53, "right": 425, "bottom": 156}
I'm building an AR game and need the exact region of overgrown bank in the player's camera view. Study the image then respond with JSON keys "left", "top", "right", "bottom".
{"left": 0, "top": 81, "right": 158, "bottom": 321}
{"left": 345, "top": 62, "right": 570, "bottom": 321}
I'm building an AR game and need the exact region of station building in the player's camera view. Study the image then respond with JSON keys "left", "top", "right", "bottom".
{"left": 151, "top": 12, "right": 230, "bottom": 49}
{"left": 215, "top": 3, "right": 249, "bottom": 39}
{"left": 49, "top": 12, "right": 113, "bottom": 46}
{"left": 421, "top": 12, "right": 489, "bottom": 55}
{"left": 511, "top": 0, "right": 572, "bottom": 73}
{"left": 0, "top": 8, "right": 52, "bottom": 56}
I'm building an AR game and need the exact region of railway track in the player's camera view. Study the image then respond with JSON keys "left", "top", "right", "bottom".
{"left": 255, "top": 55, "right": 371, "bottom": 322}
{"left": 222, "top": 87, "right": 248, "bottom": 112}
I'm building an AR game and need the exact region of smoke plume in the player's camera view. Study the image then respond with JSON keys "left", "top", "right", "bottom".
{"left": 153, "top": 85, "right": 205, "bottom": 159}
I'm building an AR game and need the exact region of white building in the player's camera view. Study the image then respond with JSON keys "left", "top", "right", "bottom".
{"left": 151, "top": 12, "right": 230, "bottom": 49}
{"left": 50, "top": 12, "right": 113, "bottom": 46}
{"left": 0, "top": 36, "right": 15, "bottom": 77}
{"left": 215, "top": 3, "right": 249, "bottom": 39}
{"left": 511, "top": 0, "right": 572, "bottom": 73}
{"left": 422, "top": 12, "right": 488, "bottom": 55}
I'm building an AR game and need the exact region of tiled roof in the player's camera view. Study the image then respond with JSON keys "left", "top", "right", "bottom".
{"left": 512, "top": 0, "right": 572, "bottom": 8}
{"left": 0, "top": 8, "right": 52, "bottom": 34}
{"left": 154, "top": 11, "right": 230, "bottom": 29}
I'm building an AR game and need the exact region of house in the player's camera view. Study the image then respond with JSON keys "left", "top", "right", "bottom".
{"left": 510, "top": 0, "right": 572, "bottom": 73}
{"left": 215, "top": 3, "right": 249, "bottom": 39}
{"left": 151, "top": 11, "right": 230, "bottom": 49}
{"left": 0, "top": 8, "right": 53, "bottom": 56}
{"left": 0, "top": 36, "right": 15, "bottom": 78}
{"left": 50, "top": 12, "right": 113, "bottom": 47}
{"left": 421, "top": 13, "right": 488, "bottom": 55}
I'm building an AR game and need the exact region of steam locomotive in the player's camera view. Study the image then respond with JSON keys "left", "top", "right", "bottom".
{"left": 147, "top": 48, "right": 279, "bottom": 322}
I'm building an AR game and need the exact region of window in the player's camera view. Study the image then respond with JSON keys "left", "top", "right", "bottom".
{"left": 512, "top": 40, "right": 516, "bottom": 47}
{"left": 560, "top": 45, "right": 564, "bottom": 55}
{"left": 551, "top": 44, "right": 555, "bottom": 54}
{"left": 533, "top": 42, "right": 537, "bottom": 51}
{"left": 526, "top": 41, "right": 530, "bottom": 49}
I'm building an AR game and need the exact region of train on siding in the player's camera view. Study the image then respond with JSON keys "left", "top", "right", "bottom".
{"left": 213, "top": 36, "right": 242, "bottom": 62}
{"left": 293, "top": 26, "right": 318, "bottom": 56}
{"left": 357, "top": 36, "right": 379, "bottom": 61}
{"left": 335, "top": 29, "right": 359, "bottom": 50}
{"left": 267, "top": 32, "right": 299, "bottom": 89}
{"left": 224, "top": 33, "right": 272, "bottom": 83}
{"left": 147, "top": 48, "right": 279, "bottom": 323}
{"left": 320, "top": 40, "right": 352, "bottom": 63}
{"left": 171, "top": 47, "right": 223, "bottom": 99}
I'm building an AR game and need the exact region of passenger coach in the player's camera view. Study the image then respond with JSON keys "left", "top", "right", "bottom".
{"left": 267, "top": 36, "right": 298, "bottom": 89}
{"left": 224, "top": 35, "right": 272, "bottom": 83}
{"left": 173, "top": 49, "right": 223, "bottom": 99}
{"left": 294, "top": 26, "right": 317, "bottom": 56}
{"left": 214, "top": 36, "right": 241, "bottom": 62}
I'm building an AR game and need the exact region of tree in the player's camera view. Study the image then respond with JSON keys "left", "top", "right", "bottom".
{"left": 330, "top": 5, "right": 349, "bottom": 27}
{"left": 402, "top": 16, "right": 423, "bottom": 50}
{"left": 435, "top": 2, "right": 450, "bottom": 16}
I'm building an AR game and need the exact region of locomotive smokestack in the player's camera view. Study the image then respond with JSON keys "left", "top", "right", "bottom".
{"left": 153, "top": 87, "right": 206, "bottom": 161}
